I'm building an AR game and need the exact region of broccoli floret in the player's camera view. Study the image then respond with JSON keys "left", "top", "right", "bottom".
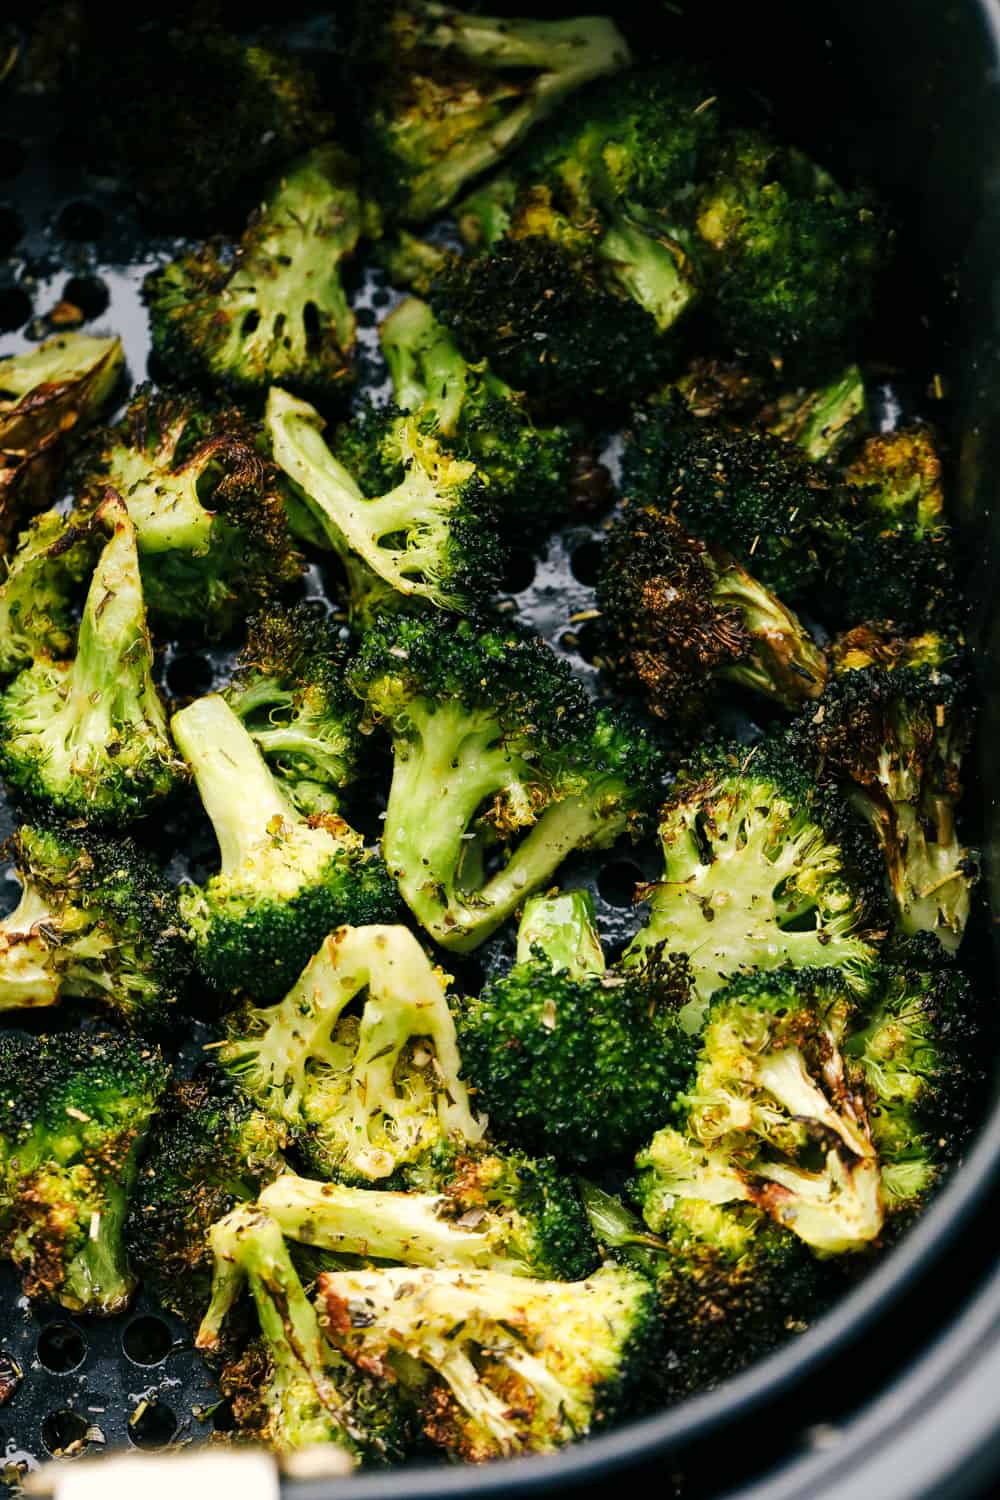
{"left": 217, "top": 924, "right": 484, "bottom": 1183}
{"left": 623, "top": 741, "right": 884, "bottom": 1029}
{"left": 762, "top": 364, "right": 867, "bottom": 462}
{"left": 125, "top": 1075, "right": 287, "bottom": 1327}
{"left": 172, "top": 694, "right": 398, "bottom": 1001}
{"left": 376, "top": 228, "right": 452, "bottom": 296}
{"left": 597, "top": 504, "right": 827, "bottom": 720}
{"left": 0, "top": 334, "right": 123, "bottom": 548}
{"left": 267, "top": 386, "right": 503, "bottom": 615}
{"left": 362, "top": 2, "right": 630, "bottom": 223}
{"left": 146, "top": 146, "right": 362, "bottom": 403}
{"left": 224, "top": 602, "right": 363, "bottom": 816}
{"left": 197, "top": 1206, "right": 410, "bottom": 1461}
{"left": 0, "top": 1030, "right": 169, "bottom": 1313}
{"left": 319, "top": 1260, "right": 660, "bottom": 1459}
{"left": 350, "top": 614, "right": 667, "bottom": 951}
{"left": 0, "top": 493, "right": 184, "bottom": 825}
{"left": 80, "top": 385, "right": 302, "bottom": 638}
{"left": 0, "top": 510, "right": 94, "bottom": 678}
{"left": 457, "top": 890, "right": 695, "bottom": 1164}
{"left": 787, "top": 625, "right": 976, "bottom": 953}
{"left": 0, "top": 820, "right": 189, "bottom": 1028}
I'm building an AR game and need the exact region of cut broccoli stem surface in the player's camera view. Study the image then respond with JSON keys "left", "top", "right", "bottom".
{"left": 515, "top": 889, "right": 606, "bottom": 979}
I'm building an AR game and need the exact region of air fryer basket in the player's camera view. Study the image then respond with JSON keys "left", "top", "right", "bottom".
{"left": 1, "top": 0, "right": 1000, "bottom": 1495}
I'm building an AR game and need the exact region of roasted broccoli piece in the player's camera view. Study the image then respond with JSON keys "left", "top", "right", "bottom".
{"left": 623, "top": 741, "right": 884, "bottom": 1029}
{"left": 217, "top": 924, "right": 484, "bottom": 1182}
{"left": 457, "top": 890, "right": 694, "bottom": 1164}
{"left": 319, "top": 1261, "right": 659, "bottom": 1459}
{"left": 762, "top": 364, "right": 867, "bottom": 462}
{"left": 0, "top": 510, "right": 94, "bottom": 678}
{"left": 146, "top": 146, "right": 362, "bottom": 403}
{"left": 0, "top": 1030, "right": 168, "bottom": 1313}
{"left": 267, "top": 386, "right": 503, "bottom": 615}
{"left": 172, "top": 694, "right": 397, "bottom": 1001}
{"left": 597, "top": 504, "right": 827, "bottom": 720}
{"left": 0, "top": 493, "right": 183, "bottom": 825}
{"left": 125, "top": 1075, "right": 287, "bottom": 1327}
{"left": 362, "top": 1, "right": 630, "bottom": 223}
{"left": 79, "top": 386, "right": 302, "bottom": 638}
{"left": 350, "top": 614, "right": 667, "bottom": 950}
{"left": 787, "top": 624, "right": 976, "bottom": 953}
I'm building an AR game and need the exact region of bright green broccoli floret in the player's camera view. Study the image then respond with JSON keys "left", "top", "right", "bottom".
{"left": 146, "top": 146, "right": 362, "bottom": 402}
{"left": 457, "top": 890, "right": 695, "bottom": 1164}
{"left": 0, "top": 493, "right": 184, "bottom": 825}
{"left": 172, "top": 694, "right": 398, "bottom": 1001}
{"left": 217, "top": 924, "right": 484, "bottom": 1183}
{"left": 0, "top": 1029, "right": 169, "bottom": 1313}
{"left": 0, "top": 510, "right": 94, "bottom": 678}
{"left": 350, "top": 614, "right": 668, "bottom": 951}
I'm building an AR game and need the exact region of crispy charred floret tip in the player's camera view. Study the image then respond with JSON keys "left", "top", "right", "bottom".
{"left": 623, "top": 739, "right": 886, "bottom": 1028}
{"left": 78, "top": 385, "right": 302, "bottom": 638}
{"left": 146, "top": 146, "right": 362, "bottom": 402}
{"left": 172, "top": 695, "right": 398, "bottom": 1002}
{"left": 217, "top": 924, "right": 484, "bottom": 1184}
{"left": 0, "top": 510, "right": 95, "bottom": 679}
{"left": 0, "top": 493, "right": 184, "bottom": 825}
{"left": 0, "top": 1029, "right": 169, "bottom": 1314}
{"left": 349, "top": 613, "right": 668, "bottom": 950}
{"left": 457, "top": 890, "right": 695, "bottom": 1164}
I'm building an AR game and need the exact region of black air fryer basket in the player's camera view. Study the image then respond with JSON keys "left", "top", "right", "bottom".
{"left": 1, "top": 2, "right": 1000, "bottom": 1497}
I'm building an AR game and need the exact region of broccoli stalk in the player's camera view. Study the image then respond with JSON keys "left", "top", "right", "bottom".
{"left": 763, "top": 364, "right": 867, "bottom": 461}
{"left": 515, "top": 887, "right": 606, "bottom": 979}
{"left": 0, "top": 510, "right": 94, "bottom": 678}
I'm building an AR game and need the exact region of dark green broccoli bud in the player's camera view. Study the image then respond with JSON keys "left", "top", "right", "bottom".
{"left": 0, "top": 819, "right": 188, "bottom": 1028}
{"left": 217, "top": 924, "right": 484, "bottom": 1183}
{"left": 79, "top": 385, "right": 302, "bottom": 639}
{"left": 788, "top": 624, "right": 975, "bottom": 952}
{"left": 597, "top": 503, "right": 827, "bottom": 720}
{"left": 145, "top": 146, "right": 362, "bottom": 403}
{"left": 0, "top": 1029, "right": 169, "bottom": 1313}
{"left": 0, "top": 510, "right": 94, "bottom": 678}
{"left": 0, "top": 493, "right": 184, "bottom": 825}
{"left": 0, "top": 334, "right": 124, "bottom": 548}
{"left": 362, "top": 1, "right": 630, "bottom": 224}
{"left": 267, "top": 386, "right": 504, "bottom": 616}
{"left": 762, "top": 364, "right": 867, "bottom": 462}
{"left": 694, "top": 129, "right": 889, "bottom": 375}
{"left": 172, "top": 694, "right": 398, "bottom": 1002}
{"left": 457, "top": 890, "right": 695, "bottom": 1164}
{"left": 125, "top": 1075, "right": 287, "bottom": 1327}
{"left": 319, "top": 1259, "right": 660, "bottom": 1459}
{"left": 223, "top": 602, "right": 363, "bottom": 817}
{"left": 350, "top": 613, "right": 668, "bottom": 950}
{"left": 623, "top": 740, "right": 885, "bottom": 1029}
{"left": 197, "top": 1207, "right": 411, "bottom": 1461}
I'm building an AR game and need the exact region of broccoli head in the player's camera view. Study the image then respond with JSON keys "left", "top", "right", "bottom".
{"left": 0, "top": 492, "right": 184, "bottom": 825}
{"left": 0, "top": 1029, "right": 168, "bottom": 1313}
{"left": 350, "top": 613, "right": 668, "bottom": 950}
{"left": 146, "top": 146, "right": 362, "bottom": 403}
{"left": 217, "top": 923, "right": 484, "bottom": 1183}
{"left": 0, "top": 509, "right": 94, "bottom": 678}
{"left": 172, "top": 694, "right": 398, "bottom": 1001}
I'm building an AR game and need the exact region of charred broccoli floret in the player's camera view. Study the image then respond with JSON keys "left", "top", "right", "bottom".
{"left": 172, "top": 694, "right": 397, "bottom": 1001}
{"left": 457, "top": 890, "right": 695, "bottom": 1164}
{"left": 0, "top": 1029, "right": 168, "bottom": 1313}
{"left": 217, "top": 924, "right": 484, "bottom": 1183}
{"left": 146, "top": 146, "right": 362, "bottom": 403}
{"left": 79, "top": 386, "right": 302, "bottom": 638}
{"left": 0, "top": 510, "right": 94, "bottom": 678}
{"left": 0, "top": 493, "right": 184, "bottom": 825}
{"left": 350, "top": 614, "right": 667, "bottom": 950}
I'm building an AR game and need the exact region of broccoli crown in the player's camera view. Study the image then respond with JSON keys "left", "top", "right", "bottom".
{"left": 0, "top": 819, "right": 190, "bottom": 1028}
{"left": 267, "top": 387, "right": 504, "bottom": 615}
{"left": 0, "top": 510, "right": 95, "bottom": 679}
{"left": 173, "top": 694, "right": 398, "bottom": 1001}
{"left": 0, "top": 1029, "right": 169, "bottom": 1313}
{"left": 80, "top": 385, "right": 302, "bottom": 638}
{"left": 843, "top": 426, "right": 944, "bottom": 534}
{"left": 218, "top": 924, "right": 485, "bottom": 1184}
{"left": 125, "top": 1075, "right": 287, "bottom": 1327}
{"left": 224, "top": 601, "right": 363, "bottom": 816}
{"left": 0, "top": 494, "right": 184, "bottom": 825}
{"left": 597, "top": 503, "right": 827, "bottom": 719}
{"left": 319, "top": 1261, "right": 660, "bottom": 1459}
{"left": 146, "top": 145, "right": 362, "bottom": 402}
{"left": 351, "top": 613, "right": 668, "bottom": 951}
{"left": 624, "top": 740, "right": 885, "bottom": 1028}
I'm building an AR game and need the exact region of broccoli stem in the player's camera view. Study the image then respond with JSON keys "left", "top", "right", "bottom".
{"left": 756, "top": 1151, "right": 883, "bottom": 1255}
{"left": 754, "top": 1047, "right": 873, "bottom": 1160}
{"left": 713, "top": 558, "right": 827, "bottom": 706}
{"left": 60, "top": 1182, "right": 134, "bottom": 1315}
{"left": 380, "top": 297, "right": 470, "bottom": 435}
{"left": 0, "top": 332, "right": 122, "bottom": 400}
{"left": 768, "top": 365, "right": 867, "bottom": 461}
{"left": 106, "top": 416, "right": 214, "bottom": 555}
{"left": 598, "top": 218, "right": 697, "bottom": 332}
{"left": 0, "top": 884, "right": 61, "bottom": 1009}
{"left": 852, "top": 790, "right": 971, "bottom": 954}
{"left": 516, "top": 890, "right": 606, "bottom": 979}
